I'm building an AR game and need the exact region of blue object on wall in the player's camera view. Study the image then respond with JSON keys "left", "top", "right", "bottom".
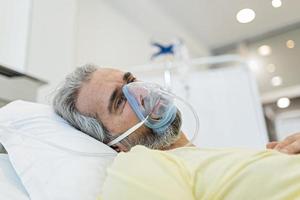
{"left": 151, "top": 42, "right": 175, "bottom": 59}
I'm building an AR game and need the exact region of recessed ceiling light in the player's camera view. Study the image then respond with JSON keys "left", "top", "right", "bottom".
{"left": 236, "top": 8, "right": 256, "bottom": 24}
{"left": 272, "top": 0, "right": 282, "bottom": 8}
{"left": 266, "top": 64, "right": 276, "bottom": 73}
{"left": 258, "top": 45, "right": 272, "bottom": 56}
{"left": 286, "top": 40, "right": 296, "bottom": 49}
{"left": 277, "top": 97, "right": 290, "bottom": 109}
{"left": 271, "top": 76, "right": 282, "bottom": 86}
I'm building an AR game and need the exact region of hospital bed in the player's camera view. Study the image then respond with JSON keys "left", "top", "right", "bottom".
{"left": 0, "top": 56, "right": 269, "bottom": 199}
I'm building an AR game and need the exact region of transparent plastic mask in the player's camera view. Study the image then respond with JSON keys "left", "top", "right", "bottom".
{"left": 122, "top": 82, "right": 177, "bottom": 134}
{"left": 107, "top": 81, "right": 200, "bottom": 148}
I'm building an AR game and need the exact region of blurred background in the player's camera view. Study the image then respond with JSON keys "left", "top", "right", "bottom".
{"left": 0, "top": 0, "right": 300, "bottom": 148}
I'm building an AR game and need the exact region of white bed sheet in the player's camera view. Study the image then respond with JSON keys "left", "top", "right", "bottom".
{"left": 0, "top": 153, "right": 29, "bottom": 200}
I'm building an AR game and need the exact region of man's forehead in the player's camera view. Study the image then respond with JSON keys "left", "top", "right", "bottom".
{"left": 91, "top": 68, "right": 125, "bottom": 103}
{"left": 76, "top": 68, "right": 125, "bottom": 114}
{"left": 94, "top": 68, "right": 124, "bottom": 81}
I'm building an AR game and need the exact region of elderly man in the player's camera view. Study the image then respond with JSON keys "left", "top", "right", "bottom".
{"left": 53, "top": 64, "right": 300, "bottom": 154}
{"left": 53, "top": 65, "right": 300, "bottom": 200}
{"left": 53, "top": 64, "right": 188, "bottom": 152}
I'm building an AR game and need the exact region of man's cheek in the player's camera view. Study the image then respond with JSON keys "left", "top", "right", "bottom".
{"left": 123, "top": 104, "right": 139, "bottom": 123}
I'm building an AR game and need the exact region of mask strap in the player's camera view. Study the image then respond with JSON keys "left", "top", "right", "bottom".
{"left": 107, "top": 116, "right": 148, "bottom": 146}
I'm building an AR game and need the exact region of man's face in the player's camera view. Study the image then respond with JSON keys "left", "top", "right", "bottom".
{"left": 76, "top": 68, "right": 139, "bottom": 137}
{"left": 75, "top": 68, "right": 182, "bottom": 151}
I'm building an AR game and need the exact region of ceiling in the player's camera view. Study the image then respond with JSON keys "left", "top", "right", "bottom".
{"left": 107, "top": 0, "right": 300, "bottom": 51}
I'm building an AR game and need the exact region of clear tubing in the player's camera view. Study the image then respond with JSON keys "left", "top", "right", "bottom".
{"left": 160, "top": 91, "right": 200, "bottom": 147}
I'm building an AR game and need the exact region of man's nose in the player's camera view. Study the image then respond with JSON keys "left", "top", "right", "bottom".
{"left": 130, "top": 88, "right": 148, "bottom": 105}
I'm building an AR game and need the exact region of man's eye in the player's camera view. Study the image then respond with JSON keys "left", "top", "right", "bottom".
{"left": 116, "top": 95, "right": 126, "bottom": 109}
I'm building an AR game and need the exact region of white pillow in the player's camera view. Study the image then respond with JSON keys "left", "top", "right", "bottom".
{"left": 0, "top": 100, "right": 117, "bottom": 200}
{"left": 0, "top": 154, "right": 29, "bottom": 200}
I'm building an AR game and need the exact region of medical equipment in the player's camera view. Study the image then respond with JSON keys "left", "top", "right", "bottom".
{"left": 107, "top": 81, "right": 200, "bottom": 147}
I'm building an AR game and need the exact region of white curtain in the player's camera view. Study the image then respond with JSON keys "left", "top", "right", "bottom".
{"left": 275, "top": 112, "right": 300, "bottom": 141}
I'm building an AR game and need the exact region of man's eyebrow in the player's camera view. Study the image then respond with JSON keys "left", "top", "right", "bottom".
{"left": 108, "top": 88, "right": 118, "bottom": 114}
{"left": 108, "top": 72, "right": 133, "bottom": 114}
{"left": 123, "top": 72, "right": 132, "bottom": 81}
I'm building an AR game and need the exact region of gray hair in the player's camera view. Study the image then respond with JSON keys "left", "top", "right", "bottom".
{"left": 52, "top": 64, "right": 182, "bottom": 150}
{"left": 52, "top": 64, "right": 108, "bottom": 141}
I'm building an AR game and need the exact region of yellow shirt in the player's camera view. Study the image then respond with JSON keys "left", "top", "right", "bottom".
{"left": 99, "top": 145, "right": 300, "bottom": 200}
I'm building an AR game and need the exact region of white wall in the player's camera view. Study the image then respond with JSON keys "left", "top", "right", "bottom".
{"left": 26, "top": 0, "right": 78, "bottom": 103}
{"left": 76, "top": 0, "right": 209, "bottom": 69}
{"left": 19, "top": 0, "right": 209, "bottom": 104}
{"left": 0, "top": 0, "right": 31, "bottom": 72}
{"left": 106, "top": 0, "right": 209, "bottom": 59}
{"left": 76, "top": 0, "right": 153, "bottom": 67}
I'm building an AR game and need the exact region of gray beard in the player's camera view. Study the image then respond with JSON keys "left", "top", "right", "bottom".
{"left": 129, "top": 110, "right": 182, "bottom": 150}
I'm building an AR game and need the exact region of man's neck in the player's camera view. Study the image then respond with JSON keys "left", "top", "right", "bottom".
{"left": 162, "top": 131, "right": 194, "bottom": 150}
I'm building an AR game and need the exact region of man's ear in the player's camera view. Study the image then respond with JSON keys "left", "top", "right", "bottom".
{"left": 111, "top": 143, "right": 129, "bottom": 152}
